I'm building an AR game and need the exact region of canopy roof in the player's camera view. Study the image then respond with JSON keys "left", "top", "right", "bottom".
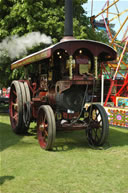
{"left": 11, "top": 39, "right": 117, "bottom": 70}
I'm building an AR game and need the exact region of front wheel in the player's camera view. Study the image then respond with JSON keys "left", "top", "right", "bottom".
{"left": 37, "top": 105, "right": 56, "bottom": 150}
{"left": 86, "top": 104, "right": 109, "bottom": 146}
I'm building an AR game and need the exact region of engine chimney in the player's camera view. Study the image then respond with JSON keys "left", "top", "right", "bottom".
{"left": 61, "top": 0, "right": 75, "bottom": 41}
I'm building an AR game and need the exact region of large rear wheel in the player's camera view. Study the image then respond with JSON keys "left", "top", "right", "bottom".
{"left": 9, "top": 81, "right": 30, "bottom": 134}
{"left": 9, "top": 81, "right": 23, "bottom": 134}
{"left": 37, "top": 105, "right": 56, "bottom": 150}
{"left": 86, "top": 104, "right": 109, "bottom": 146}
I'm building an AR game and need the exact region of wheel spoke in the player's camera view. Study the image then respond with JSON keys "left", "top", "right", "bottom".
{"left": 93, "top": 128, "right": 99, "bottom": 141}
{"left": 99, "top": 119, "right": 102, "bottom": 123}
{"left": 13, "top": 103, "right": 18, "bottom": 111}
{"left": 11, "top": 101, "right": 15, "bottom": 105}
{"left": 94, "top": 132, "right": 99, "bottom": 141}
{"left": 13, "top": 113, "right": 18, "bottom": 121}
{"left": 96, "top": 112, "right": 100, "bottom": 120}
{"left": 12, "top": 90, "right": 17, "bottom": 96}
{"left": 44, "top": 129, "right": 48, "bottom": 137}
{"left": 12, "top": 113, "right": 18, "bottom": 119}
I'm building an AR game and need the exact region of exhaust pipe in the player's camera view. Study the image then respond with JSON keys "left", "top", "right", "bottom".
{"left": 61, "top": 0, "right": 75, "bottom": 41}
{"left": 64, "top": 0, "right": 73, "bottom": 36}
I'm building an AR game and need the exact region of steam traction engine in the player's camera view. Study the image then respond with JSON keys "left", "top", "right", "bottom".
{"left": 9, "top": 0, "right": 117, "bottom": 150}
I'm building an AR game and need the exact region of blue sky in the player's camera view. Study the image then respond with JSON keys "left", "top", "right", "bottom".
{"left": 83, "top": 0, "right": 128, "bottom": 40}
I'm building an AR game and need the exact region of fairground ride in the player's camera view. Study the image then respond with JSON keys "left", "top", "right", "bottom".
{"left": 90, "top": 0, "right": 128, "bottom": 108}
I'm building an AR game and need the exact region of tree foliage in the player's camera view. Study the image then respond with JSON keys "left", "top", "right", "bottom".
{"left": 0, "top": 0, "right": 88, "bottom": 41}
{"left": 0, "top": 0, "right": 109, "bottom": 87}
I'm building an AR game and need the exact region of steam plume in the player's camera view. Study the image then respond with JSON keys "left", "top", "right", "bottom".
{"left": 0, "top": 32, "right": 52, "bottom": 60}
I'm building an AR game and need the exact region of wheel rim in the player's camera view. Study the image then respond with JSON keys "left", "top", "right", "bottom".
{"left": 38, "top": 111, "right": 48, "bottom": 149}
{"left": 37, "top": 105, "right": 56, "bottom": 150}
{"left": 86, "top": 104, "right": 109, "bottom": 146}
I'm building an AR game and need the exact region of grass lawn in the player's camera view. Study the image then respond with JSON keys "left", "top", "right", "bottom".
{"left": 1, "top": 113, "right": 128, "bottom": 193}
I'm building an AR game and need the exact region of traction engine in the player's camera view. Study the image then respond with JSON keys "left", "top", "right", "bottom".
{"left": 9, "top": 0, "right": 117, "bottom": 150}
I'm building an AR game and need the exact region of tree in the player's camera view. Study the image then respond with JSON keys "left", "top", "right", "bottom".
{"left": 0, "top": 0, "right": 88, "bottom": 41}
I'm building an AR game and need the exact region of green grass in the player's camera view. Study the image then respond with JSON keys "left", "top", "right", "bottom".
{"left": 1, "top": 114, "right": 128, "bottom": 193}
